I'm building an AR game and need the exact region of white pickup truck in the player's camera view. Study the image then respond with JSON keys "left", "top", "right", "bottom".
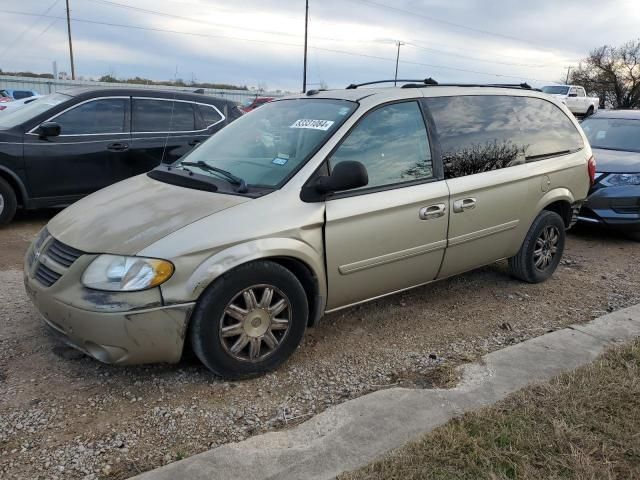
{"left": 541, "top": 85, "right": 599, "bottom": 117}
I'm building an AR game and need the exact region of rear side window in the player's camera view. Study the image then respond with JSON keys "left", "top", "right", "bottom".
{"left": 55, "top": 98, "right": 127, "bottom": 135}
{"left": 425, "top": 95, "right": 583, "bottom": 179}
{"left": 197, "top": 104, "right": 224, "bottom": 129}
{"left": 330, "top": 101, "right": 433, "bottom": 190}
{"left": 132, "top": 99, "right": 195, "bottom": 132}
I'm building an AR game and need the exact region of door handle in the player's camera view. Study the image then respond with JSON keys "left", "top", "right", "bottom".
{"left": 419, "top": 203, "right": 446, "bottom": 220}
{"left": 453, "top": 197, "right": 477, "bottom": 213}
{"left": 106, "top": 142, "right": 129, "bottom": 152}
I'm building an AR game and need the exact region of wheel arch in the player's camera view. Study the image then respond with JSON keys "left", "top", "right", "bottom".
{"left": 0, "top": 166, "right": 28, "bottom": 207}
{"left": 181, "top": 238, "right": 327, "bottom": 327}
{"left": 536, "top": 188, "right": 576, "bottom": 228}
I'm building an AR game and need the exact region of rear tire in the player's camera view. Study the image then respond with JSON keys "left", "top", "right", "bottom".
{"left": 585, "top": 106, "right": 594, "bottom": 117}
{"left": 0, "top": 177, "right": 17, "bottom": 226}
{"left": 508, "top": 210, "right": 565, "bottom": 283}
{"left": 189, "top": 261, "right": 308, "bottom": 379}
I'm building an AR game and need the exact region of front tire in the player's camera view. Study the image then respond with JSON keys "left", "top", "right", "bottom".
{"left": 0, "top": 177, "right": 17, "bottom": 226}
{"left": 508, "top": 210, "right": 565, "bottom": 283}
{"left": 189, "top": 261, "right": 308, "bottom": 379}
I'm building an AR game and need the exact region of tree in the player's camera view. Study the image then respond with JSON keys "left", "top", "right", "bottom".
{"left": 568, "top": 39, "right": 640, "bottom": 109}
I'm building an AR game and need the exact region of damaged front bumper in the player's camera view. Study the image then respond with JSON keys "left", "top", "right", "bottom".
{"left": 24, "top": 233, "right": 194, "bottom": 365}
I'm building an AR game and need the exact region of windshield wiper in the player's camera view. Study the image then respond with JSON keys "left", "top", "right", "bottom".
{"left": 180, "top": 161, "right": 248, "bottom": 193}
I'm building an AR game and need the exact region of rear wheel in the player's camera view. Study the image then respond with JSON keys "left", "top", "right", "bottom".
{"left": 508, "top": 210, "right": 565, "bottom": 283}
{"left": 585, "top": 106, "right": 594, "bottom": 117}
{"left": 0, "top": 177, "right": 17, "bottom": 226}
{"left": 189, "top": 261, "right": 308, "bottom": 379}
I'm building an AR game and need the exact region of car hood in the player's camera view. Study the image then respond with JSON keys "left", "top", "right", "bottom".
{"left": 593, "top": 148, "right": 640, "bottom": 173}
{"left": 47, "top": 174, "right": 250, "bottom": 255}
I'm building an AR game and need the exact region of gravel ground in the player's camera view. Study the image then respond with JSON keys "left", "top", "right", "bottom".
{"left": 1, "top": 210, "right": 639, "bottom": 480}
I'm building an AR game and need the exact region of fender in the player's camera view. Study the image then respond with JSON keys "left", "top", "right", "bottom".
{"left": 0, "top": 165, "right": 29, "bottom": 206}
{"left": 178, "top": 237, "right": 327, "bottom": 314}
{"left": 535, "top": 187, "right": 576, "bottom": 214}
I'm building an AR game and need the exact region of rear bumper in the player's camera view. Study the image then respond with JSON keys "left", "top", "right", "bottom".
{"left": 579, "top": 184, "right": 640, "bottom": 232}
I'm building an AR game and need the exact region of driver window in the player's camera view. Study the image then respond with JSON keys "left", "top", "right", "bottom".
{"left": 329, "top": 101, "right": 432, "bottom": 190}
{"left": 54, "top": 98, "right": 127, "bottom": 135}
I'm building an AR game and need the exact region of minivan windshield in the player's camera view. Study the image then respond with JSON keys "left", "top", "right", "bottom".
{"left": 541, "top": 86, "right": 570, "bottom": 95}
{"left": 0, "top": 92, "right": 71, "bottom": 129}
{"left": 176, "top": 98, "right": 357, "bottom": 188}
{"left": 581, "top": 117, "right": 640, "bottom": 152}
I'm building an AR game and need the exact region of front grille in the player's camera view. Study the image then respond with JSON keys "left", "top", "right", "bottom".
{"left": 46, "top": 239, "right": 84, "bottom": 268}
{"left": 31, "top": 236, "right": 85, "bottom": 288}
{"left": 34, "top": 263, "right": 62, "bottom": 287}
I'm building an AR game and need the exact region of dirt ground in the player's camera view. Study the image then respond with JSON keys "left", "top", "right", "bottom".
{"left": 1, "top": 209, "right": 639, "bottom": 480}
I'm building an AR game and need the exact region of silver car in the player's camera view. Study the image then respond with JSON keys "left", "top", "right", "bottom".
{"left": 24, "top": 81, "right": 593, "bottom": 378}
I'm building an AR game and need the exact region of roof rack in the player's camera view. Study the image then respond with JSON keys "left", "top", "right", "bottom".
{"left": 346, "top": 78, "right": 438, "bottom": 89}
{"left": 345, "top": 79, "right": 537, "bottom": 91}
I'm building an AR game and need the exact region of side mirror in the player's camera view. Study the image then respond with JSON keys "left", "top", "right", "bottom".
{"left": 37, "top": 122, "right": 61, "bottom": 138}
{"left": 568, "top": 93, "right": 578, "bottom": 97}
{"left": 315, "top": 161, "right": 368, "bottom": 194}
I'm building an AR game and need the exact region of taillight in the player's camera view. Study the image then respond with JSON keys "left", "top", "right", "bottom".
{"left": 587, "top": 155, "right": 596, "bottom": 185}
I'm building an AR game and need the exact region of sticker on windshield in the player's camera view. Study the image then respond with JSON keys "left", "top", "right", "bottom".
{"left": 290, "top": 119, "right": 335, "bottom": 131}
{"left": 338, "top": 107, "right": 350, "bottom": 116}
{"left": 272, "top": 157, "right": 288, "bottom": 165}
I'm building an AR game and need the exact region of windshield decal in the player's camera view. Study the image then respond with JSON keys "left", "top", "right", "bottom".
{"left": 290, "top": 119, "right": 335, "bottom": 131}
{"left": 272, "top": 157, "right": 289, "bottom": 165}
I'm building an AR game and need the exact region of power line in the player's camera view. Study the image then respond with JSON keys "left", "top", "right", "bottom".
{"left": 0, "top": 0, "right": 61, "bottom": 59}
{"left": 405, "top": 42, "right": 547, "bottom": 68}
{"left": 347, "top": 0, "right": 556, "bottom": 52}
{"left": 0, "top": 8, "right": 558, "bottom": 83}
{"left": 85, "top": 0, "right": 574, "bottom": 70}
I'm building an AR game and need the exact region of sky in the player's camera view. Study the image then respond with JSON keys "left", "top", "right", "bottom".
{"left": 0, "top": 0, "right": 639, "bottom": 92}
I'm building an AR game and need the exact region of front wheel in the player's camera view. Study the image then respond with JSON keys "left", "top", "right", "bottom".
{"left": 508, "top": 210, "right": 566, "bottom": 283}
{"left": 189, "top": 261, "right": 308, "bottom": 379}
{"left": 0, "top": 177, "right": 18, "bottom": 226}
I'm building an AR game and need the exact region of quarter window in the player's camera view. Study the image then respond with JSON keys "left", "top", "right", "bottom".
{"left": 330, "top": 102, "right": 433, "bottom": 190}
{"left": 55, "top": 98, "right": 127, "bottom": 135}
{"left": 424, "top": 95, "right": 584, "bottom": 179}
{"left": 132, "top": 99, "right": 195, "bottom": 132}
{"left": 197, "top": 104, "right": 224, "bottom": 128}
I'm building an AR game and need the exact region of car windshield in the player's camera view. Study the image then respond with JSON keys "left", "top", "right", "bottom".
{"left": 581, "top": 118, "right": 640, "bottom": 153}
{"left": 542, "top": 86, "right": 570, "bottom": 95}
{"left": 175, "top": 98, "right": 357, "bottom": 188}
{"left": 0, "top": 92, "right": 71, "bottom": 129}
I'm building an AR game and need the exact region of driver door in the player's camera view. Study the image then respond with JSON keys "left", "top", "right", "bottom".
{"left": 323, "top": 101, "right": 449, "bottom": 310}
{"left": 24, "top": 97, "right": 131, "bottom": 200}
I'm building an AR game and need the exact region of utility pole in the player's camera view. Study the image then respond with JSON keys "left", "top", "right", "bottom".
{"left": 302, "top": 0, "right": 309, "bottom": 93}
{"left": 565, "top": 66, "right": 571, "bottom": 84}
{"left": 394, "top": 41, "right": 404, "bottom": 86}
{"left": 65, "top": 0, "right": 76, "bottom": 80}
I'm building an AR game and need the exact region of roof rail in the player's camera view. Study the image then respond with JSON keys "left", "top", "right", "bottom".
{"left": 346, "top": 78, "right": 438, "bottom": 89}
{"left": 401, "top": 82, "right": 536, "bottom": 91}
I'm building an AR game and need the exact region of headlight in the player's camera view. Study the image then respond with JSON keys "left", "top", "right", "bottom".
{"left": 82, "top": 255, "right": 174, "bottom": 292}
{"left": 600, "top": 173, "right": 640, "bottom": 187}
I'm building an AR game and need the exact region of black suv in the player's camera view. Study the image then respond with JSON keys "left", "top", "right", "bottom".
{"left": 0, "top": 87, "right": 242, "bottom": 224}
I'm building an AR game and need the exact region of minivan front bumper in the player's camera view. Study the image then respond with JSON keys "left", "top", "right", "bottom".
{"left": 24, "top": 231, "right": 194, "bottom": 365}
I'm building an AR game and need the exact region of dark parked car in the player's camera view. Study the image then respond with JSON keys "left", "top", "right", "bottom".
{"left": 579, "top": 110, "right": 640, "bottom": 240}
{"left": 0, "top": 88, "right": 242, "bottom": 224}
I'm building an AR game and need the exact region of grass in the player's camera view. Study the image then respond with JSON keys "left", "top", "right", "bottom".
{"left": 341, "top": 339, "right": 640, "bottom": 480}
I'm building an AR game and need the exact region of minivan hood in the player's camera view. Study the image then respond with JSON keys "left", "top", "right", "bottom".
{"left": 47, "top": 174, "right": 250, "bottom": 255}
{"left": 593, "top": 148, "right": 640, "bottom": 173}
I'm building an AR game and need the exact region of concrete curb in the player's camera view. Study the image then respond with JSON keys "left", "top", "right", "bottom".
{"left": 131, "top": 304, "right": 640, "bottom": 480}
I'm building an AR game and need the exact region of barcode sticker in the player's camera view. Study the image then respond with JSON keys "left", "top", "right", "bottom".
{"left": 290, "top": 119, "right": 335, "bottom": 131}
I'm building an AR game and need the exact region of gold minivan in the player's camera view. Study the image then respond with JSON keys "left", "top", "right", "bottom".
{"left": 24, "top": 82, "right": 595, "bottom": 378}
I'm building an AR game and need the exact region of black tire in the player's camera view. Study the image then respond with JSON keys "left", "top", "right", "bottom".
{"left": 627, "top": 231, "right": 640, "bottom": 242}
{"left": 508, "top": 210, "right": 566, "bottom": 283}
{"left": 585, "top": 106, "right": 594, "bottom": 117}
{"left": 0, "top": 177, "right": 18, "bottom": 226}
{"left": 189, "top": 260, "right": 308, "bottom": 379}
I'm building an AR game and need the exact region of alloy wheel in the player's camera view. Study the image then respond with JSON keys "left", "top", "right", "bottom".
{"left": 219, "top": 284, "right": 291, "bottom": 362}
{"left": 533, "top": 225, "right": 559, "bottom": 271}
{"left": 0, "top": 193, "right": 4, "bottom": 215}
